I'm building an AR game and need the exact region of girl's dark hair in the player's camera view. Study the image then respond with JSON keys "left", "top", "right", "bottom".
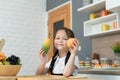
{"left": 54, "top": 27, "right": 75, "bottom": 39}
{"left": 49, "top": 27, "right": 74, "bottom": 75}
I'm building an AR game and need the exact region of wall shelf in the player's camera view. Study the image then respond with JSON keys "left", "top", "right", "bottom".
{"left": 84, "top": 13, "right": 117, "bottom": 25}
{"left": 84, "top": 28, "right": 120, "bottom": 37}
{"left": 77, "top": 0, "right": 120, "bottom": 37}
{"left": 77, "top": 0, "right": 105, "bottom": 13}
{"left": 84, "top": 13, "right": 119, "bottom": 37}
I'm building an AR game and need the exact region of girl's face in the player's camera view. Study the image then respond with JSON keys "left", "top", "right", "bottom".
{"left": 54, "top": 30, "right": 68, "bottom": 50}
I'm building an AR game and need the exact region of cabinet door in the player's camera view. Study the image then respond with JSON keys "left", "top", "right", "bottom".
{"left": 48, "top": 3, "right": 71, "bottom": 61}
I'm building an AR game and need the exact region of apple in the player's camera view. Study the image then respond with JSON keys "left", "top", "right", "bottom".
{"left": 0, "top": 62, "right": 3, "bottom": 65}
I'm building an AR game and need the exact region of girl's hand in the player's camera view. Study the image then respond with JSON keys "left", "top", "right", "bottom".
{"left": 69, "top": 39, "right": 79, "bottom": 55}
{"left": 39, "top": 49, "right": 48, "bottom": 63}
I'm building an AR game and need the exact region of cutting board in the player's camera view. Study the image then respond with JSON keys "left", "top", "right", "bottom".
{"left": 17, "top": 75, "right": 95, "bottom": 80}
{"left": 0, "top": 75, "right": 98, "bottom": 80}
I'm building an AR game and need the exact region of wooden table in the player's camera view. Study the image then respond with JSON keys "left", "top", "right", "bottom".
{"left": 0, "top": 75, "right": 99, "bottom": 80}
{"left": 0, "top": 76, "right": 16, "bottom": 80}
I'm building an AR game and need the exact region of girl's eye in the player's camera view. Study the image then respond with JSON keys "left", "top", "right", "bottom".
{"left": 56, "top": 38, "right": 59, "bottom": 39}
{"left": 64, "top": 39, "right": 68, "bottom": 40}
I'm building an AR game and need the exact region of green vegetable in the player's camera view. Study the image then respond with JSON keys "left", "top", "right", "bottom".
{"left": 112, "top": 41, "right": 120, "bottom": 53}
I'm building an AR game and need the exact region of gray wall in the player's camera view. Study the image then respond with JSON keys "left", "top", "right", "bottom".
{"left": 46, "top": 0, "right": 92, "bottom": 60}
{"left": 72, "top": 0, "right": 92, "bottom": 60}
{"left": 46, "top": 0, "right": 69, "bottom": 11}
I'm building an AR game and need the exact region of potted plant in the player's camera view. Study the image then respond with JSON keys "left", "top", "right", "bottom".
{"left": 112, "top": 41, "right": 120, "bottom": 57}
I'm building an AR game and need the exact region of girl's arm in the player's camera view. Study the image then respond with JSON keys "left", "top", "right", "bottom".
{"left": 36, "top": 61, "right": 49, "bottom": 75}
{"left": 63, "top": 54, "right": 76, "bottom": 77}
{"left": 63, "top": 39, "right": 79, "bottom": 77}
{"left": 36, "top": 49, "right": 49, "bottom": 75}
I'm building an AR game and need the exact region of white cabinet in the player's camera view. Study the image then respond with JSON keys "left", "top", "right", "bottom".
{"left": 77, "top": 0, "right": 120, "bottom": 37}
{"left": 106, "top": 0, "right": 120, "bottom": 12}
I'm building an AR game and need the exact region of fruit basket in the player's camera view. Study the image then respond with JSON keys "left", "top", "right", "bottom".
{"left": 0, "top": 65, "right": 21, "bottom": 76}
{"left": 0, "top": 52, "right": 22, "bottom": 76}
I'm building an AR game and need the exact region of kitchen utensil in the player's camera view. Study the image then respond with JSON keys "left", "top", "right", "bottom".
{"left": 0, "top": 38, "right": 5, "bottom": 51}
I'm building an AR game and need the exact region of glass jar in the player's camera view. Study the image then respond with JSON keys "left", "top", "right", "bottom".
{"left": 83, "top": 0, "right": 92, "bottom": 6}
{"left": 100, "top": 58, "right": 111, "bottom": 68}
{"left": 93, "top": 0, "right": 100, "bottom": 3}
{"left": 100, "top": 58, "right": 109, "bottom": 64}
{"left": 114, "top": 53, "right": 120, "bottom": 66}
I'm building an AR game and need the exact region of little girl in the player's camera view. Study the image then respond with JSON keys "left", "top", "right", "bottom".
{"left": 36, "top": 27, "right": 80, "bottom": 77}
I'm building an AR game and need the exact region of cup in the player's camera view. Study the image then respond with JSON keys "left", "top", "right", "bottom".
{"left": 89, "top": 13, "right": 97, "bottom": 20}
{"left": 102, "top": 24, "right": 110, "bottom": 31}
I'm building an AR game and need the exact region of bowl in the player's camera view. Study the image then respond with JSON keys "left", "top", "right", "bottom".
{"left": 0, "top": 65, "right": 21, "bottom": 76}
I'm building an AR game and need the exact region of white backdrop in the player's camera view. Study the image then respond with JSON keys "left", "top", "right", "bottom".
{"left": 0, "top": 0, "right": 47, "bottom": 76}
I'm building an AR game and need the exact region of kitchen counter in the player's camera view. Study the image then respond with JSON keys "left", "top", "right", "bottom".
{"left": 79, "top": 68, "right": 120, "bottom": 75}
{"left": 0, "top": 75, "right": 98, "bottom": 80}
{"left": 78, "top": 74, "right": 120, "bottom": 80}
{"left": 79, "top": 70, "right": 120, "bottom": 75}
{"left": 78, "top": 67, "right": 120, "bottom": 80}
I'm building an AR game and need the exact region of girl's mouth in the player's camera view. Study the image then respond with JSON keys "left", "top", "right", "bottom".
{"left": 57, "top": 43, "right": 64, "bottom": 46}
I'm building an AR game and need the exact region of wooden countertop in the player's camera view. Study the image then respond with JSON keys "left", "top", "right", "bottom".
{"left": 0, "top": 75, "right": 99, "bottom": 80}
{"left": 0, "top": 76, "right": 16, "bottom": 80}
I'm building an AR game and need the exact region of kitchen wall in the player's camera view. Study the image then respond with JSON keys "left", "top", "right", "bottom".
{"left": 46, "top": 0, "right": 92, "bottom": 60}
{"left": 0, "top": 0, "right": 47, "bottom": 76}
{"left": 72, "top": 0, "right": 92, "bottom": 60}
{"left": 92, "top": 33, "right": 120, "bottom": 60}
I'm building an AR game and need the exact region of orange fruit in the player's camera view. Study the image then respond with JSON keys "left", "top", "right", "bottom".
{"left": 0, "top": 52, "right": 5, "bottom": 60}
{"left": 67, "top": 38, "right": 76, "bottom": 49}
